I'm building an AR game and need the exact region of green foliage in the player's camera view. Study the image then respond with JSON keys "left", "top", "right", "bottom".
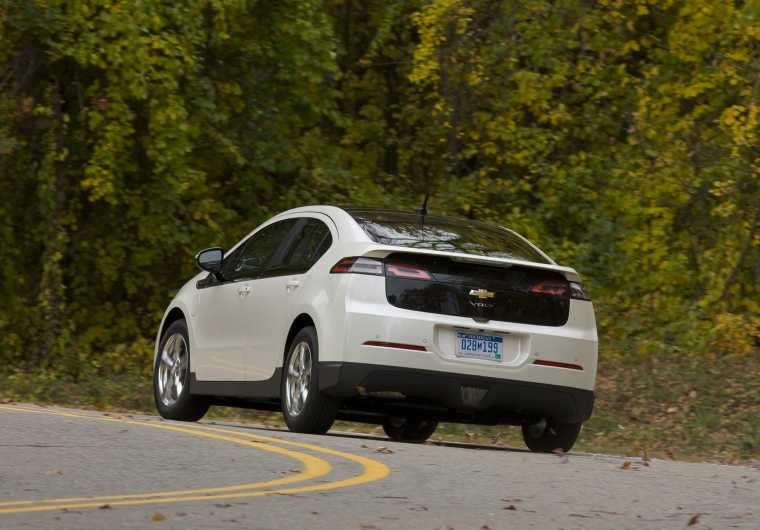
{"left": 408, "top": 0, "right": 760, "bottom": 357}
{"left": 0, "top": 0, "right": 758, "bottom": 376}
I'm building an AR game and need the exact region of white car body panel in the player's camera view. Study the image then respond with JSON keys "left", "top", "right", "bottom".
{"left": 193, "top": 280, "right": 248, "bottom": 380}
{"left": 314, "top": 273, "right": 597, "bottom": 389}
{"left": 243, "top": 274, "right": 302, "bottom": 381}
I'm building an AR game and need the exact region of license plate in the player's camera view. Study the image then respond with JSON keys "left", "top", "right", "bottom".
{"left": 455, "top": 332, "right": 503, "bottom": 361}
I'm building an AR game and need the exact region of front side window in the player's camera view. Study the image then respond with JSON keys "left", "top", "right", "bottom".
{"left": 225, "top": 218, "right": 299, "bottom": 281}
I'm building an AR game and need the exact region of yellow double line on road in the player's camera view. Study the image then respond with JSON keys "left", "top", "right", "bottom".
{"left": 0, "top": 405, "right": 390, "bottom": 515}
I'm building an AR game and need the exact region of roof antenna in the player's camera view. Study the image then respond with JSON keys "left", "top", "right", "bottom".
{"left": 418, "top": 179, "right": 433, "bottom": 217}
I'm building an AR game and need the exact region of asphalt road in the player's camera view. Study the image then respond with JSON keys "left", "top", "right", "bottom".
{"left": 0, "top": 403, "right": 757, "bottom": 529}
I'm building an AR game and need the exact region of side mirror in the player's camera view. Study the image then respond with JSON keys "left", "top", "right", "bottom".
{"left": 196, "top": 247, "right": 224, "bottom": 278}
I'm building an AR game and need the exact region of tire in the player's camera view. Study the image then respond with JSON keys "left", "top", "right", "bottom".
{"left": 382, "top": 417, "right": 439, "bottom": 443}
{"left": 521, "top": 418, "right": 582, "bottom": 453}
{"left": 281, "top": 326, "right": 340, "bottom": 434}
{"left": 153, "top": 320, "right": 210, "bottom": 422}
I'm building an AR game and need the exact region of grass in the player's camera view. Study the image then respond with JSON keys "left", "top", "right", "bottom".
{"left": 1, "top": 353, "right": 758, "bottom": 464}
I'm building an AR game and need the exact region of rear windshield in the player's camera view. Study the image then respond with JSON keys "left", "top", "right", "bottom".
{"left": 346, "top": 209, "right": 551, "bottom": 264}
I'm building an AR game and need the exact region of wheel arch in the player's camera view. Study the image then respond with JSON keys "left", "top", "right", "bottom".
{"left": 283, "top": 313, "right": 316, "bottom": 366}
{"left": 160, "top": 308, "right": 187, "bottom": 340}
{"left": 155, "top": 308, "right": 188, "bottom": 363}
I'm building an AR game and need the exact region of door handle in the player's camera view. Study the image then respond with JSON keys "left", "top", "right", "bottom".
{"left": 238, "top": 284, "right": 251, "bottom": 297}
{"left": 285, "top": 278, "right": 300, "bottom": 291}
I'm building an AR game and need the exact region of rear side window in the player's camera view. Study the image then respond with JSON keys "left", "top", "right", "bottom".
{"left": 281, "top": 218, "right": 332, "bottom": 268}
{"left": 260, "top": 218, "right": 333, "bottom": 278}
{"left": 346, "top": 210, "right": 551, "bottom": 264}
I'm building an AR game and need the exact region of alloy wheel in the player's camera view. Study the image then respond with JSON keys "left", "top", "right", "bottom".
{"left": 285, "top": 341, "right": 312, "bottom": 418}
{"left": 157, "top": 333, "right": 189, "bottom": 407}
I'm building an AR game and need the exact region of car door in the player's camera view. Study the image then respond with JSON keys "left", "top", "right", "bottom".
{"left": 243, "top": 217, "right": 334, "bottom": 381}
{"left": 193, "top": 218, "right": 299, "bottom": 381}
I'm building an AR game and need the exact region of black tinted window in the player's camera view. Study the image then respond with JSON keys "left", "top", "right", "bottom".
{"left": 226, "top": 218, "right": 299, "bottom": 280}
{"left": 261, "top": 218, "right": 333, "bottom": 277}
{"left": 282, "top": 219, "right": 332, "bottom": 268}
{"left": 346, "top": 210, "right": 550, "bottom": 264}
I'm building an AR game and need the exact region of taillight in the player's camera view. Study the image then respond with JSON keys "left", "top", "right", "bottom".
{"left": 330, "top": 257, "right": 384, "bottom": 275}
{"left": 569, "top": 282, "right": 591, "bottom": 301}
{"left": 530, "top": 280, "right": 591, "bottom": 301}
{"left": 530, "top": 280, "right": 568, "bottom": 296}
{"left": 385, "top": 261, "right": 433, "bottom": 280}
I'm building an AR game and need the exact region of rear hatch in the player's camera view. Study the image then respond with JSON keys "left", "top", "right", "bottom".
{"left": 341, "top": 208, "right": 591, "bottom": 326}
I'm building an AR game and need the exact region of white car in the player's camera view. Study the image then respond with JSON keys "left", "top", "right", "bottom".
{"left": 153, "top": 206, "right": 598, "bottom": 452}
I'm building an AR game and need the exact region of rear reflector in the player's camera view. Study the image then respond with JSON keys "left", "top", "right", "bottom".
{"left": 330, "top": 257, "right": 383, "bottom": 275}
{"left": 532, "top": 359, "right": 584, "bottom": 371}
{"left": 363, "top": 341, "right": 428, "bottom": 352}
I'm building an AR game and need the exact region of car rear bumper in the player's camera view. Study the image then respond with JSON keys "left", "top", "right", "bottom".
{"left": 319, "top": 362, "right": 595, "bottom": 424}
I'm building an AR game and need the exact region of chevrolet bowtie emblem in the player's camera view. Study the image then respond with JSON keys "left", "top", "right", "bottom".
{"left": 469, "top": 289, "right": 495, "bottom": 299}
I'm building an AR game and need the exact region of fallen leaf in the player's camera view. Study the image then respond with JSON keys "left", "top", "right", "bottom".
{"left": 503, "top": 505, "right": 517, "bottom": 511}
{"left": 687, "top": 513, "right": 703, "bottom": 526}
{"left": 214, "top": 503, "right": 233, "bottom": 508}
{"left": 642, "top": 450, "right": 651, "bottom": 467}
{"left": 99, "top": 504, "right": 112, "bottom": 510}
{"left": 374, "top": 447, "right": 394, "bottom": 454}
{"left": 620, "top": 460, "right": 632, "bottom": 470}
{"left": 491, "top": 431, "right": 501, "bottom": 444}
{"left": 150, "top": 512, "right": 166, "bottom": 521}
